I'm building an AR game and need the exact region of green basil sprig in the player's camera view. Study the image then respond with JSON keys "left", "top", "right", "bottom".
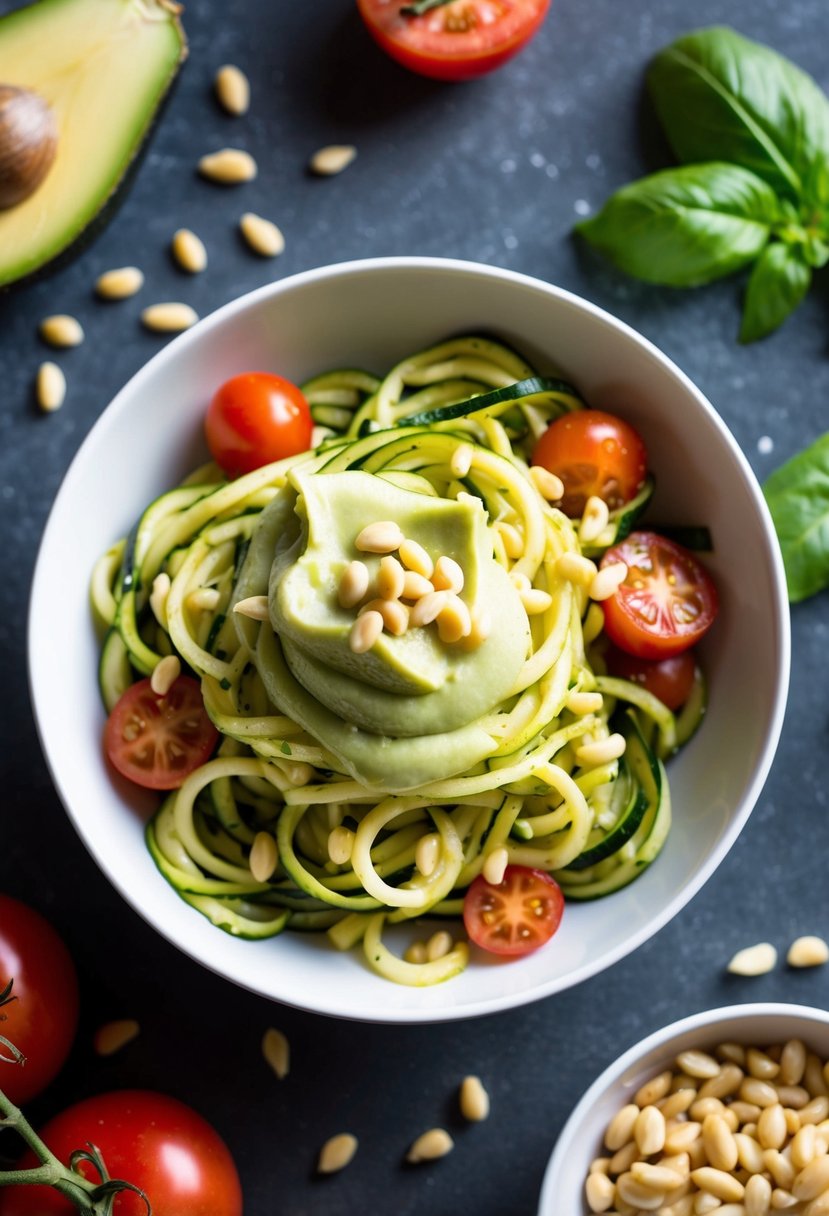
{"left": 578, "top": 27, "right": 829, "bottom": 342}
{"left": 764, "top": 435, "right": 829, "bottom": 602}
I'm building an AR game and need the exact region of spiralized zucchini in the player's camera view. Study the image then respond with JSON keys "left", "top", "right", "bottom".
{"left": 92, "top": 336, "right": 703, "bottom": 985}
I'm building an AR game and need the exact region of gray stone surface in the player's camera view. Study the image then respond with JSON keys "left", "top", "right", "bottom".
{"left": 1, "top": 1, "right": 827, "bottom": 1213}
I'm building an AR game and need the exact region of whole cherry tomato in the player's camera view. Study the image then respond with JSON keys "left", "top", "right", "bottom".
{"left": 531, "top": 409, "right": 648, "bottom": 518}
{"left": 205, "top": 372, "right": 312, "bottom": 477}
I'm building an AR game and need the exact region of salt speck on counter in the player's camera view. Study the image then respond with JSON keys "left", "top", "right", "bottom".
{"left": 758, "top": 436, "right": 774, "bottom": 454}
{"left": 545, "top": 164, "right": 559, "bottom": 179}
{"left": 503, "top": 233, "right": 518, "bottom": 250}
{"left": 530, "top": 152, "right": 546, "bottom": 168}
{"left": 500, "top": 159, "right": 517, "bottom": 174}
{"left": 574, "top": 199, "right": 591, "bottom": 216}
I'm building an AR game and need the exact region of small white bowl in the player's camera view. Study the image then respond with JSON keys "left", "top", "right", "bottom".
{"left": 538, "top": 1002, "right": 829, "bottom": 1213}
{"left": 28, "top": 257, "right": 789, "bottom": 1022}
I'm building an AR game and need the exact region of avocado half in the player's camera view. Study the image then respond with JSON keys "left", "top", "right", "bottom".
{"left": 0, "top": 0, "right": 187, "bottom": 288}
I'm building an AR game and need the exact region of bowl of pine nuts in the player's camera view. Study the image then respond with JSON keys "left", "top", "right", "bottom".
{"left": 539, "top": 1003, "right": 829, "bottom": 1215}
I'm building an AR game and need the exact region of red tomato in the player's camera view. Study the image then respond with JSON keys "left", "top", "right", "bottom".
{"left": 205, "top": 372, "right": 312, "bottom": 477}
{"left": 531, "top": 409, "right": 648, "bottom": 518}
{"left": 356, "top": 0, "right": 550, "bottom": 82}
{"left": 604, "top": 644, "right": 697, "bottom": 711}
{"left": 104, "top": 676, "right": 218, "bottom": 790}
{"left": 463, "top": 865, "right": 564, "bottom": 956}
{"left": 600, "top": 532, "right": 719, "bottom": 660}
{"left": 0, "top": 896, "right": 79, "bottom": 1106}
{"left": 0, "top": 1091, "right": 243, "bottom": 1216}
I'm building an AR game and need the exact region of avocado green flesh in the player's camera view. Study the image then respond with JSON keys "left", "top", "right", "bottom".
{"left": 0, "top": 0, "right": 186, "bottom": 287}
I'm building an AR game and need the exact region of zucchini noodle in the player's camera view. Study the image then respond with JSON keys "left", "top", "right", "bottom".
{"left": 92, "top": 336, "right": 706, "bottom": 985}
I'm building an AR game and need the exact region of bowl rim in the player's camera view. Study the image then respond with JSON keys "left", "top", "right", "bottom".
{"left": 538, "top": 1001, "right": 829, "bottom": 1214}
{"left": 27, "top": 255, "right": 792, "bottom": 1022}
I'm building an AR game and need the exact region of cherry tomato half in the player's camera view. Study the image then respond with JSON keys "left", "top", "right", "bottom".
{"left": 104, "top": 676, "right": 218, "bottom": 791}
{"left": 604, "top": 644, "right": 697, "bottom": 711}
{"left": 0, "top": 896, "right": 79, "bottom": 1106}
{"left": 356, "top": 0, "right": 550, "bottom": 82}
{"left": 600, "top": 532, "right": 719, "bottom": 660}
{"left": 0, "top": 1090, "right": 243, "bottom": 1216}
{"left": 531, "top": 409, "right": 648, "bottom": 518}
{"left": 205, "top": 371, "right": 313, "bottom": 478}
{"left": 463, "top": 865, "right": 564, "bottom": 956}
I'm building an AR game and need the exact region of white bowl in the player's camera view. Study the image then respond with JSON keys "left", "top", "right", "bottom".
{"left": 538, "top": 1002, "right": 829, "bottom": 1213}
{"left": 28, "top": 257, "right": 789, "bottom": 1023}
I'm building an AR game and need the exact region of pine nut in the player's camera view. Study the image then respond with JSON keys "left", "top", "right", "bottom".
{"left": 349, "top": 610, "right": 383, "bottom": 653}
{"left": 728, "top": 943, "right": 778, "bottom": 976}
{"left": 742, "top": 1078, "right": 780, "bottom": 1108}
{"left": 437, "top": 595, "right": 471, "bottom": 643}
{"left": 187, "top": 588, "right": 220, "bottom": 612}
{"left": 718, "top": 1043, "right": 748, "bottom": 1067}
{"left": 580, "top": 495, "right": 611, "bottom": 544}
{"left": 171, "top": 228, "right": 207, "bottom": 273}
{"left": 318, "top": 1132, "right": 357, "bottom": 1174}
{"left": 401, "top": 570, "right": 434, "bottom": 600}
{"left": 39, "top": 313, "right": 84, "bottom": 347}
{"left": 529, "top": 464, "right": 564, "bottom": 501}
{"left": 511, "top": 570, "right": 531, "bottom": 592}
{"left": 794, "top": 1157, "right": 829, "bottom": 1200}
{"left": 776, "top": 1085, "right": 810, "bottom": 1109}
{"left": 240, "top": 212, "right": 285, "bottom": 257}
{"left": 576, "top": 734, "right": 626, "bottom": 766}
{"left": 459, "top": 1075, "right": 490, "bottom": 1122}
{"left": 590, "top": 561, "right": 628, "bottom": 601}
{"left": 432, "top": 555, "right": 465, "bottom": 594}
{"left": 749, "top": 1049, "right": 781, "bottom": 1080}
{"left": 377, "top": 555, "right": 405, "bottom": 600}
{"left": 376, "top": 598, "right": 409, "bottom": 636}
{"left": 758, "top": 1104, "right": 788, "bottom": 1150}
{"left": 692, "top": 1096, "right": 727, "bottom": 1121}
{"left": 404, "top": 942, "right": 427, "bottom": 964}
{"left": 781, "top": 1041, "right": 808, "bottom": 1087}
{"left": 732, "top": 1102, "right": 763, "bottom": 1124}
{"left": 631, "top": 1161, "right": 682, "bottom": 1190}
{"left": 691, "top": 1166, "right": 745, "bottom": 1202}
{"left": 665, "top": 1121, "right": 703, "bottom": 1154}
{"left": 151, "top": 654, "right": 181, "bottom": 696}
{"left": 606, "top": 1104, "right": 640, "bottom": 1151}
{"left": 463, "top": 608, "right": 492, "bottom": 648}
{"left": 141, "top": 302, "right": 198, "bottom": 333}
{"left": 792, "top": 1125, "right": 819, "bottom": 1169}
{"left": 249, "top": 831, "right": 278, "bottom": 882}
{"left": 355, "top": 520, "right": 404, "bottom": 553}
{"left": 338, "top": 560, "right": 370, "bottom": 608}
{"left": 215, "top": 63, "right": 250, "bottom": 115}
{"left": 764, "top": 1150, "right": 795, "bottom": 1189}
{"left": 406, "top": 1128, "right": 453, "bottom": 1164}
{"left": 410, "top": 590, "right": 451, "bottom": 627}
{"left": 590, "top": 1158, "right": 612, "bottom": 1176}
{"left": 735, "top": 1132, "right": 766, "bottom": 1174}
{"left": 694, "top": 1196, "right": 723, "bottom": 1215}
{"left": 556, "top": 551, "right": 598, "bottom": 587}
{"left": 635, "top": 1072, "right": 673, "bottom": 1108}
{"left": 616, "top": 1171, "right": 666, "bottom": 1208}
{"left": 609, "top": 1140, "right": 640, "bottom": 1174}
{"left": 95, "top": 265, "right": 144, "bottom": 299}
{"left": 704, "top": 1114, "right": 739, "bottom": 1171}
{"left": 804, "top": 1191, "right": 829, "bottom": 1216}
{"left": 449, "top": 443, "right": 473, "bottom": 478}
{"left": 198, "top": 147, "right": 257, "bottom": 182}
{"left": 262, "top": 1027, "right": 290, "bottom": 1079}
{"left": 585, "top": 1171, "right": 615, "bottom": 1212}
{"left": 662, "top": 1200, "right": 696, "bottom": 1216}
{"left": 426, "top": 930, "right": 453, "bottom": 962}
{"left": 786, "top": 1109, "right": 802, "bottom": 1137}
{"left": 327, "top": 826, "right": 354, "bottom": 866}
{"left": 415, "top": 832, "right": 440, "bottom": 877}
{"left": 520, "top": 587, "right": 554, "bottom": 614}
{"left": 399, "top": 539, "right": 434, "bottom": 579}
{"left": 744, "top": 1173, "right": 773, "bottom": 1216}
{"left": 234, "top": 595, "right": 270, "bottom": 620}
{"left": 150, "top": 572, "right": 171, "bottom": 626}
{"left": 716, "top": 1207, "right": 749, "bottom": 1216}
{"left": 661, "top": 1089, "right": 697, "bottom": 1119}
{"left": 788, "top": 937, "right": 829, "bottom": 968}
{"left": 801, "top": 1098, "right": 829, "bottom": 1125}
{"left": 805, "top": 1057, "right": 829, "bottom": 1099}
{"left": 496, "top": 521, "right": 525, "bottom": 559}
{"left": 636, "top": 1105, "right": 666, "bottom": 1156}
{"left": 566, "top": 690, "right": 604, "bottom": 714}
{"left": 36, "top": 361, "right": 66, "bottom": 411}
{"left": 699, "top": 1065, "right": 745, "bottom": 1101}
{"left": 482, "top": 846, "right": 509, "bottom": 886}
{"left": 93, "top": 1018, "right": 140, "bottom": 1056}
{"left": 310, "top": 144, "right": 356, "bottom": 175}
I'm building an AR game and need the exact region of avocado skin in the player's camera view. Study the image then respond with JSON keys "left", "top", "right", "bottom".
{"left": 0, "top": 0, "right": 187, "bottom": 291}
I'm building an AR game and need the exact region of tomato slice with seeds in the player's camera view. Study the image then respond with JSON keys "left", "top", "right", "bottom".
{"left": 600, "top": 531, "right": 718, "bottom": 660}
{"left": 604, "top": 644, "right": 697, "bottom": 711}
{"left": 104, "top": 676, "right": 218, "bottom": 790}
{"left": 531, "top": 409, "right": 648, "bottom": 518}
{"left": 463, "top": 865, "right": 564, "bottom": 957}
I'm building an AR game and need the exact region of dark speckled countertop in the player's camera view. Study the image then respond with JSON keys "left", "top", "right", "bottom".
{"left": 1, "top": 2, "right": 828, "bottom": 1214}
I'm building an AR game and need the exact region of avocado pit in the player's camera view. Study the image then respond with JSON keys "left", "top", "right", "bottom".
{"left": 0, "top": 83, "right": 57, "bottom": 209}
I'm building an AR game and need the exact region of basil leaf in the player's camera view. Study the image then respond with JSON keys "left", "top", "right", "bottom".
{"left": 764, "top": 434, "right": 829, "bottom": 602}
{"left": 739, "top": 242, "right": 811, "bottom": 343}
{"left": 648, "top": 27, "right": 829, "bottom": 203}
{"left": 577, "top": 162, "right": 777, "bottom": 286}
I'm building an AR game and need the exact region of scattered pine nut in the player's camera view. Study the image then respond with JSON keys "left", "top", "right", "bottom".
{"left": 579, "top": 495, "right": 611, "bottom": 545}
{"left": 233, "top": 595, "right": 270, "bottom": 620}
{"left": 575, "top": 734, "right": 626, "bottom": 766}
{"left": 141, "top": 302, "right": 198, "bottom": 333}
{"left": 410, "top": 590, "right": 451, "bottom": 628}
{"left": 520, "top": 587, "right": 553, "bottom": 615}
{"left": 39, "top": 314, "right": 84, "bottom": 347}
{"left": 95, "top": 266, "right": 144, "bottom": 299}
{"left": 399, "top": 538, "right": 433, "bottom": 579}
{"left": 249, "top": 831, "right": 278, "bottom": 882}
{"left": 317, "top": 1133, "right": 358, "bottom": 1175}
{"left": 150, "top": 573, "right": 172, "bottom": 626}
{"left": 482, "top": 846, "right": 508, "bottom": 886}
{"left": 198, "top": 147, "right": 257, "bottom": 183}
{"left": 401, "top": 570, "right": 434, "bottom": 600}
{"left": 589, "top": 562, "right": 628, "bottom": 602}
{"left": 262, "top": 1027, "right": 290, "bottom": 1079}
{"left": 214, "top": 63, "right": 250, "bottom": 115}
{"left": 369, "top": 597, "right": 409, "bottom": 636}
{"left": 404, "top": 941, "right": 427, "bottom": 964}
{"left": 459, "top": 1075, "right": 490, "bottom": 1122}
{"left": 310, "top": 144, "right": 356, "bottom": 176}
{"left": 449, "top": 443, "right": 473, "bottom": 478}
{"left": 787, "top": 936, "right": 829, "bottom": 968}
{"left": 496, "top": 521, "right": 524, "bottom": 559}
{"left": 239, "top": 212, "right": 285, "bottom": 257}
{"left": 462, "top": 609, "right": 491, "bottom": 649}
{"left": 556, "top": 551, "right": 598, "bottom": 587}
{"left": 338, "top": 560, "right": 370, "bottom": 609}
{"left": 377, "top": 555, "right": 405, "bottom": 600}
{"left": 426, "top": 930, "right": 453, "bottom": 962}
{"left": 436, "top": 595, "right": 471, "bottom": 643}
{"left": 728, "top": 943, "right": 778, "bottom": 976}
{"left": 327, "top": 826, "right": 354, "bottom": 866}
{"left": 36, "top": 361, "right": 66, "bottom": 412}
{"left": 93, "top": 1018, "right": 140, "bottom": 1057}
{"left": 529, "top": 464, "right": 564, "bottom": 501}
{"left": 187, "top": 587, "right": 222, "bottom": 612}
{"left": 355, "top": 520, "right": 404, "bottom": 553}
{"left": 150, "top": 654, "right": 181, "bottom": 696}
{"left": 406, "top": 1128, "right": 453, "bottom": 1164}
{"left": 171, "top": 228, "right": 207, "bottom": 274}
{"left": 566, "top": 690, "right": 603, "bottom": 715}
{"left": 432, "top": 555, "right": 464, "bottom": 594}
{"left": 415, "top": 832, "right": 440, "bottom": 877}
{"left": 349, "top": 610, "right": 383, "bottom": 653}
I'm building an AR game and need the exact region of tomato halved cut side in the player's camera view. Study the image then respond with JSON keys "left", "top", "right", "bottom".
{"left": 463, "top": 865, "right": 564, "bottom": 957}
{"left": 356, "top": 0, "right": 550, "bottom": 82}
{"left": 600, "top": 531, "right": 719, "bottom": 660}
{"left": 104, "top": 676, "right": 218, "bottom": 790}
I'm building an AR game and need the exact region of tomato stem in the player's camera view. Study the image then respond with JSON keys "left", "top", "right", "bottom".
{"left": 400, "top": 0, "right": 454, "bottom": 15}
